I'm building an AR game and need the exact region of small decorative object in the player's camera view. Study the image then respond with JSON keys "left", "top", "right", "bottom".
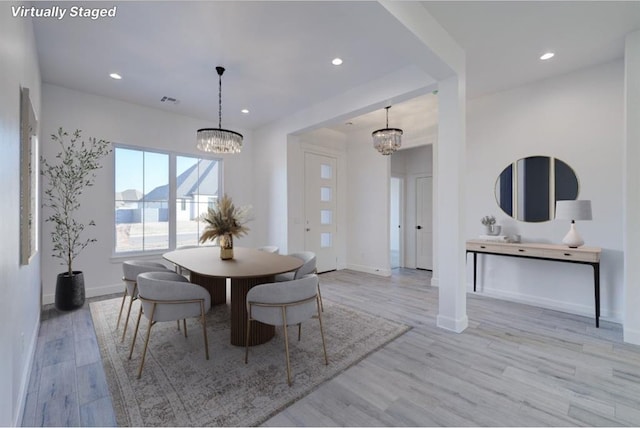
{"left": 480, "top": 215, "right": 497, "bottom": 235}
{"left": 219, "top": 233, "right": 234, "bottom": 260}
{"left": 555, "top": 200, "right": 592, "bottom": 248}
{"left": 41, "top": 128, "right": 112, "bottom": 311}
{"left": 199, "top": 194, "right": 251, "bottom": 260}
{"left": 488, "top": 225, "right": 502, "bottom": 236}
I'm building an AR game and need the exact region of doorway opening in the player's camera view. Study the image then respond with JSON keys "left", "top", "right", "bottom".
{"left": 390, "top": 176, "right": 404, "bottom": 269}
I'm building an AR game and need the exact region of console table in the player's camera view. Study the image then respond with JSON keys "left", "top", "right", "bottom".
{"left": 466, "top": 240, "right": 602, "bottom": 327}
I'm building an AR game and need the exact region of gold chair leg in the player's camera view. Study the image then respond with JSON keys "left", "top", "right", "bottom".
{"left": 137, "top": 303, "right": 156, "bottom": 379}
{"left": 201, "top": 301, "right": 209, "bottom": 360}
{"left": 121, "top": 283, "right": 138, "bottom": 342}
{"left": 128, "top": 306, "right": 143, "bottom": 360}
{"left": 245, "top": 307, "right": 252, "bottom": 364}
{"left": 183, "top": 319, "right": 187, "bottom": 337}
{"left": 282, "top": 307, "right": 292, "bottom": 386}
{"left": 116, "top": 286, "right": 128, "bottom": 330}
{"left": 313, "top": 269, "right": 324, "bottom": 312}
{"left": 317, "top": 296, "right": 328, "bottom": 365}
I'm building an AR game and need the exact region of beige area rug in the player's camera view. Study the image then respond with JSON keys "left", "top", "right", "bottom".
{"left": 90, "top": 297, "right": 410, "bottom": 426}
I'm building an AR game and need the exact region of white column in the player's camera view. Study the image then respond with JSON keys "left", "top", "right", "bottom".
{"left": 624, "top": 31, "right": 640, "bottom": 344}
{"left": 435, "top": 75, "right": 468, "bottom": 332}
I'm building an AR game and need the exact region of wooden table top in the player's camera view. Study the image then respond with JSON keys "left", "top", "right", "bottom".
{"left": 163, "top": 246, "right": 303, "bottom": 279}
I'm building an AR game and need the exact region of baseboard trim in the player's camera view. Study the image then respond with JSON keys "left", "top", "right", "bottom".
{"left": 43, "top": 283, "right": 122, "bottom": 305}
{"left": 346, "top": 264, "right": 391, "bottom": 277}
{"left": 436, "top": 313, "right": 469, "bottom": 333}
{"left": 624, "top": 327, "right": 640, "bottom": 345}
{"left": 470, "top": 283, "right": 623, "bottom": 324}
{"left": 430, "top": 276, "right": 439, "bottom": 287}
{"left": 15, "top": 312, "right": 40, "bottom": 427}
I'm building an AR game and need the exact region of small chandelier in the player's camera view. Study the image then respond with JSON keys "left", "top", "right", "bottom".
{"left": 197, "top": 66, "right": 243, "bottom": 153}
{"left": 372, "top": 106, "right": 402, "bottom": 155}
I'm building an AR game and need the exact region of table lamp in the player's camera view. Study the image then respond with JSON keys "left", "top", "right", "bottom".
{"left": 555, "top": 200, "right": 592, "bottom": 248}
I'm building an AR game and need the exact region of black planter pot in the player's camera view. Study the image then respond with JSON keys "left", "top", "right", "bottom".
{"left": 55, "top": 271, "right": 85, "bottom": 311}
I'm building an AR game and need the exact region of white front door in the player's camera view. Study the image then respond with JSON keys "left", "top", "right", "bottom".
{"left": 416, "top": 176, "right": 433, "bottom": 270}
{"left": 304, "top": 152, "right": 338, "bottom": 273}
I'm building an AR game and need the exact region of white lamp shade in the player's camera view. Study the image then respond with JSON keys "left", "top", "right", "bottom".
{"left": 555, "top": 200, "right": 592, "bottom": 221}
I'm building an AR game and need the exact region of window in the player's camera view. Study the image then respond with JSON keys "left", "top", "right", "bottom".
{"left": 176, "top": 156, "right": 220, "bottom": 248}
{"left": 114, "top": 146, "right": 222, "bottom": 254}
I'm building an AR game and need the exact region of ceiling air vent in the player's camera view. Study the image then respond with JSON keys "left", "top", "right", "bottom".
{"left": 160, "top": 96, "right": 179, "bottom": 105}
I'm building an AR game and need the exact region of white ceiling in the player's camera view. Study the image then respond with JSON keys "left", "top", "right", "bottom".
{"left": 33, "top": 1, "right": 421, "bottom": 130}
{"left": 31, "top": 1, "right": 640, "bottom": 134}
{"left": 423, "top": 1, "right": 640, "bottom": 99}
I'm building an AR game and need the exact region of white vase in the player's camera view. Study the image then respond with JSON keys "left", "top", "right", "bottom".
{"left": 562, "top": 222, "right": 584, "bottom": 248}
{"left": 487, "top": 225, "right": 501, "bottom": 236}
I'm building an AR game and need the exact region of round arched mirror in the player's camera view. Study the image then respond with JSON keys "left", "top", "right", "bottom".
{"left": 495, "top": 156, "right": 579, "bottom": 222}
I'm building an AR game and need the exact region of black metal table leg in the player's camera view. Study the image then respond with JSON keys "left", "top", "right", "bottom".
{"left": 593, "top": 263, "right": 600, "bottom": 328}
{"left": 473, "top": 252, "right": 477, "bottom": 292}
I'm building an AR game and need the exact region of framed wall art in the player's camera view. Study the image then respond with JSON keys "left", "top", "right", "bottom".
{"left": 20, "top": 87, "right": 37, "bottom": 265}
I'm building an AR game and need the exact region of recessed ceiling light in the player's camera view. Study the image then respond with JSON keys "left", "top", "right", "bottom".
{"left": 109, "top": 72, "right": 122, "bottom": 80}
{"left": 332, "top": 58, "right": 343, "bottom": 66}
{"left": 540, "top": 52, "right": 555, "bottom": 61}
{"left": 241, "top": 109, "right": 249, "bottom": 114}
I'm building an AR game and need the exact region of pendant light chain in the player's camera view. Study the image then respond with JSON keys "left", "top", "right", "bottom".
{"left": 218, "top": 71, "right": 222, "bottom": 129}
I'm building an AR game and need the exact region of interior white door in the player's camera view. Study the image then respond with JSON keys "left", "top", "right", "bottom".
{"left": 390, "top": 177, "right": 403, "bottom": 269}
{"left": 304, "top": 152, "right": 338, "bottom": 273}
{"left": 416, "top": 176, "right": 433, "bottom": 270}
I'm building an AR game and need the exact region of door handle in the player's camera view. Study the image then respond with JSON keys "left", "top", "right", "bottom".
{"left": 416, "top": 225, "right": 422, "bottom": 230}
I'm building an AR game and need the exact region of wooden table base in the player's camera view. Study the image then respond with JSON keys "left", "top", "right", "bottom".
{"left": 230, "top": 275, "right": 275, "bottom": 346}
{"left": 189, "top": 272, "right": 226, "bottom": 305}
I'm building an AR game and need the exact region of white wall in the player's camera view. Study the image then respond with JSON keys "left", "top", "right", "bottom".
{"left": 466, "top": 60, "right": 624, "bottom": 322}
{"left": 623, "top": 31, "right": 640, "bottom": 344}
{"left": 251, "top": 121, "right": 291, "bottom": 253}
{"left": 40, "top": 84, "right": 255, "bottom": 304}
{"left": 346, "top": 128, "right": 391, "bottom": 275}
{"left": 0, "top": 13, "right": 42, "bottom": 427}
{"left": 391, "top": 145, "right": 433, "bottom": 268}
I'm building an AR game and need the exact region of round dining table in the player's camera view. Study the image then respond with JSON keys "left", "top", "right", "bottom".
{"left": 163, "top": 246, "right": 303, "bottom": 346}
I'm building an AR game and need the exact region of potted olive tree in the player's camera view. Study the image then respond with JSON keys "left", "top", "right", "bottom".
{"left": 41, "top": 128, "right": 111, "bottom": 310}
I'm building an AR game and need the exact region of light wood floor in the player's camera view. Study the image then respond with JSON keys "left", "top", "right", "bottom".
{"left": 23, "top": 268, "right": 640, "bottom": 426}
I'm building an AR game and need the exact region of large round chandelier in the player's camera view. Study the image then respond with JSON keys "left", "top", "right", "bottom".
{"left": 372, "top": 106, "right": 402, "bottom": 155}
{"left": 197, "top": 66, "right": 243, "bottom": 153}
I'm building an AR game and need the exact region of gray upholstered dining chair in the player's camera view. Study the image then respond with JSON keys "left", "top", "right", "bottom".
{"left": 117, "top": 260, "right": 172, "bottom": 342}
{"left": 275, "top": 251, "right": 324, "bottom": 311}
{"left": 245, "top": 274, "right": 328, "bottom": 386}
{"left": 128, "top": 271, "right": 211, "bottom": 379}
{"left": 257, "top": 245, "right": 279, "bottom": 254}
